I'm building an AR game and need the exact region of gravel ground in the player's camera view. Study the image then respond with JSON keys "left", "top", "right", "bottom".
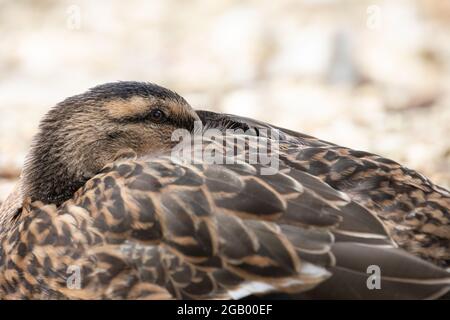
{"left": 0, "top": 0, "right": 449, "bottom": 202}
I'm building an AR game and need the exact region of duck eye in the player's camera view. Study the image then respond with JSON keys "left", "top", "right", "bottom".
{"left": 149, "top": 108, "right": 166, "bottom": 123}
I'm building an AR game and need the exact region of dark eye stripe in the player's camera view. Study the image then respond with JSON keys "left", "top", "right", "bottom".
{"left": 112, "top": 110, "right": 195, "bottom": 131}
{"left": 113, "top": 107, "right": 165, "bottom": 124}
{"left": 169, "top": 115, "right": 195, "bottom": 132}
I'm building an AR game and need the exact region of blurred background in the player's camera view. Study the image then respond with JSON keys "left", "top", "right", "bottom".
{"left": 1, "top": 0, "right": 449, "bottom": 202}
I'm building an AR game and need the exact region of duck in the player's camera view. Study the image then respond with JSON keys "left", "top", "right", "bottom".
{"left": 0, "top": 81, "right": 448, "bottom": 299}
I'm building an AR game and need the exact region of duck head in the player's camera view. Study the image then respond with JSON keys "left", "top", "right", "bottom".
{"left": 21, "top": 81, "right": 200, "bottom": 205}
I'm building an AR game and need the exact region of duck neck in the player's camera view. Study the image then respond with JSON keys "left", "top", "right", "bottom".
{"left": 0, "top": 181, "right": 24, "bottom": 231}
{"left": 22, "top": 148, "right": 88, "bottom": 206}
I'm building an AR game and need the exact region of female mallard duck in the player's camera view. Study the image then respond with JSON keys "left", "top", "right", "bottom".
{"left": 0, "top": 82, "right": 449, "bottom": 299}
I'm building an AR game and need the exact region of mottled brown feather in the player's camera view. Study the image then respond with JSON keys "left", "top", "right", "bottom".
{"left": 0, "top": 86, "right": 449, "bottom": 300}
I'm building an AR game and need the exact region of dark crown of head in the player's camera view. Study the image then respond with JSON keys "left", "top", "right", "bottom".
{"left": 85, "top": 81, "right": 187, "bottom": 103}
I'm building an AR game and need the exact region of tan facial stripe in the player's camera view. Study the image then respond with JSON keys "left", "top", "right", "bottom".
{"left": 104, "top": 96, "right": 154, "bottom": 119}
